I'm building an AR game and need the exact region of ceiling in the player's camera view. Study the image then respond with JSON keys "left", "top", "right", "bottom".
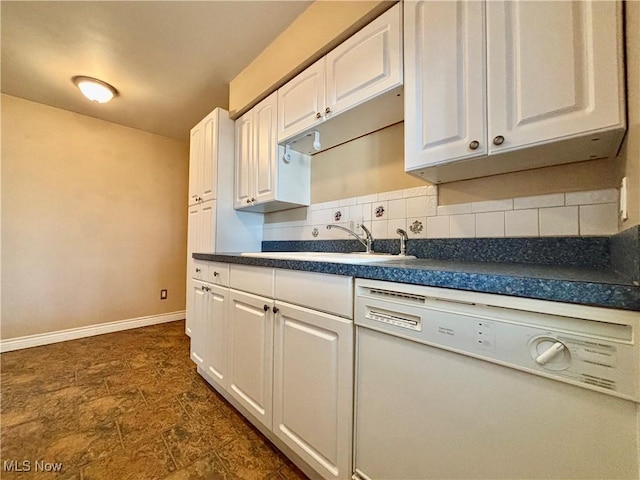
{"left": 1, "top": 1, "right": 311, "bottom": 140}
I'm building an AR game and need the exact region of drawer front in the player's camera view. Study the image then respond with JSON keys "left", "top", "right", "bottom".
{"left": 205, "top": 262, "right": 230, "bottom": 286}
{"left": 191, "top": 259, "right": 208, "bottom": 281}
{"left": 230, "top": 265, "right": 274, "bottom": 298}
{"left": 275, "top": 269, "right": 353, "bottom": 318}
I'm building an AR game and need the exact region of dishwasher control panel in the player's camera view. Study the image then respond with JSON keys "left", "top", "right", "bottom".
{"left": 356, "top": 280, "right": 639, "bottom": 401}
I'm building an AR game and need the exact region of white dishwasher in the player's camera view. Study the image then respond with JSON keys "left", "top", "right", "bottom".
{"left": 353, "top": 279, "right": 640, "bottom": 480}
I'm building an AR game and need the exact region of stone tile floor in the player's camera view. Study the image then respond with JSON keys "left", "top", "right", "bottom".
{"left": 0, "top": 320, "right": 308, "bottom": 480}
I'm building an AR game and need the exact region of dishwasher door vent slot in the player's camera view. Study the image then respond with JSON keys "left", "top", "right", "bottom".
{"left": 365, "top": 288, "right": 426, "bottom": 305}
{"left": 366, "top": 308, "right": 422, "bottom": 331}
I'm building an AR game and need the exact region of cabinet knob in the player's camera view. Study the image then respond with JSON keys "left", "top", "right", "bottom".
{"left": 493, "top": 135, "right": 505, "bottom": 146}
{"left": 263, "top": 304, "right": 269, "bottom": 312}
{"left": 195, "top": 268, "right": 201, "bottom": 273}
{"left": 246, "top": 199, "right": 251, "bottom": 204}
{"left": 469, "top": 140, "right": 480, "bottom": 150}
{"left": 272, "top": 306, "right": 279, "bottom": 314}
{"left": 251, "top": 197, "right": 256, "bottom": 202}
{"left": 213, "top": 271, "right": 219, "bottom": 277}
{"left": 325, "top": 107, "right": 331, "bottom": 114}
{"left": 316, "top": 112, "right": 322, "bottom": 119}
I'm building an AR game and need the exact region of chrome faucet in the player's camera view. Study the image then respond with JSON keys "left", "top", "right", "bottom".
{"left": 396, "top": 228, "right": 409, "bottom": 256}
{"left": 326, "top": 224, "right": 374, "bottom": 253}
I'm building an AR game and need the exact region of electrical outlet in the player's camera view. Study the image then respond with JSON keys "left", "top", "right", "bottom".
{"left": 350, "top": 216, "right": 364, "bottom": 233}
{"left": 160, "top": 289, "right": 168, "bottom": 300}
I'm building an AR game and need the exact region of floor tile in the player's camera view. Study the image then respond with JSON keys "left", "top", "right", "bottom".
{"left": 77, "top": 388, "right": 146, "bottom": 427}
{"left": 118, "top": 398, "right": 189, "bottom": 446}
{"left": 81, "top": 437, "right": 176, "bottom": 480}
{"left": 215, "top": 434, "right": 284, "bottom": 480}
{"left": 163, "top": 412, "right": 240, "bottom": 469}
{"left": 162, "top": 453, "right": 232, "bottom": 480}
{"left": 36, "top": 421, "right": 123, "bottom": 472}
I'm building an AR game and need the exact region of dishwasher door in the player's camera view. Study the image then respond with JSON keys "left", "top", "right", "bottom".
{"left": 353, "top": 279, "right": 639, "bottom": 480}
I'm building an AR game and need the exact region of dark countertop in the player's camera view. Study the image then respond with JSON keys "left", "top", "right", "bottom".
{"left": 193, "top": 252, "right": 640, "bottom": 312}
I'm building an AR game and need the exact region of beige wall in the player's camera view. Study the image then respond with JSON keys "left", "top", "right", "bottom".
{"left": 229, "top": 0, "right": 394, "bottom": 118}
{"left": 311, "top": 123, "right": 423, "bottom": 203}
{"left": 1, "top": 94, "right": 189, "bottom": 340}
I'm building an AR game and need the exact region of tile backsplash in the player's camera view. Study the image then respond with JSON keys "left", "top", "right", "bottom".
{"left": 263, "top": 187, "right": 619, "bottom": 241}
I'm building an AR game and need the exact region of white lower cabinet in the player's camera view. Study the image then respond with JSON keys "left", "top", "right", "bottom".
{"left": 273, "top": 301, "right": 353, "bottom": 479}
{"left": 189, "top": 263, "right": 230, "bottom": 389}
{"left": 189, "top": 279, "right": 208, "bottom": 367}
{"left": 194, "top": 264, "right": 354, "bottom": 479}
{"left": 227, "top": 289, "right": 274, "bottom": 430}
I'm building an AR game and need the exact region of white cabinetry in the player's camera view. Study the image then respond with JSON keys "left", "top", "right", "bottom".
{"left": 277, "top": 3, "right": 403, "bottom": 154}
{"left": 227, "top": 289, "right": 274, "bottom": 430}
{"left": 273, "top": 301, "right": 353, "bottom": 479}
{"left": 404, "top": 0, "right": 626, "bottom": 183}
{"left": 186, "top": 108, "right": 262, "bottom": 338}
{"left": 188, "top": 113, "right": 218, "bottom": 205}
{"left": 196, "top": 263, "right": 354, "bottom": 479}
{"left": 188, "top": 262, "right": 229, "bottom": 391}
{"left": 278, "top": 60, "right": 325, "bottom": 142}
{"left": 234, "top": 92, "right": 310, "bottom": 213}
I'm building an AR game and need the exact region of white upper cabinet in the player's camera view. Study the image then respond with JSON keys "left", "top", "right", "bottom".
{"left": 235, "top": 93, "right": 310, "bottom": 213}
{"left": 487, "top": 0, "right": 623, "bottom": 153}
{"left": 326, "top": 3, "right": 402, "bottom": 117}
{"left": 405, "top": 0, "right": 626, "bottom": 183}
{"left": 278, "top": 59, "right": 325, "bottom": 143}
{"left": 188, "top": 112, "right": 218, "bottom": 205}
{"left": 277, "top": 3, "right": 403, "bottom": 146}
{"left": 404, "top": 0, "right": 487, "bottom": 167}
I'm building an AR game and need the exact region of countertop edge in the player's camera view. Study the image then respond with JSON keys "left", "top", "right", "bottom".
{"left": 192, "top": 253, "right": 640, "bottom": 312}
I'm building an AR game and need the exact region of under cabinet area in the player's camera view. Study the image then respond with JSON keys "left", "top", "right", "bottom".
{"left": 404, "top": 0, "right": 626, "bottom": 183}
{"left": 190, "top": 263, "right": 354, "bottom": 479}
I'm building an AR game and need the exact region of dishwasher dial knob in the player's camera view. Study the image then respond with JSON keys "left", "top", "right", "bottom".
{"left": 529, "top": 336, "right": 571, "bottom": 371}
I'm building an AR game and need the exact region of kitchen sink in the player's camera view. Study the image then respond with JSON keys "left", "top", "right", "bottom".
{"left": 240, "top": 251, "right": 415, "bottom": 264}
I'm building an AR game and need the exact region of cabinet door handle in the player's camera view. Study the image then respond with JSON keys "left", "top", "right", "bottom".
{"left": 316, "top": 112, "right": 322, "bottom": 119}
{"left": 213, "top": 271, "right": 219, "bottom": 277}
{"left": 263, "top": 304, "right": 269, "bottom": 312}
{"left": 493, "top": 135, "right": 505, "bottom": 146}
{"left": 325, "top": 107, "right": 331, "bottom": 114}
{"left": 195, "top": 268, "right": 201, "bottom": 273}
{"left": 246, "top": 199, "right": 251, "bottom": 204}
{"left": 469, "top": 140, "right": 480, "bottom": 150}
{"left": 272, "top": 306, "right": 279, "bottom": 314}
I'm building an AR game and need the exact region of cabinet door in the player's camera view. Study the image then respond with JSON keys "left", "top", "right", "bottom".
{"left": 487, "top": 1, "right": 623, "bottom": 154}
{"left": 227, "top": 290, "right": 273, "bottom": 429}
{"left": 326, "top": 3, "right": 402, "bottom": 118}
{"left": 273, "top": 302, "right": 354, "bottom": 479}
{"left": 189, "top": 280, "right": 207, "bottom": 361}
{"left": 202, "top": 284, "right": 228, "bottom": 389}
{"left": 234, "top": 110, "right": 253, "bottom": 209}
{"left": 188, "top": 122, "right": 204, "bottom": 206}
{"left": 404, "top": 0, "right": 487, "bottom": 171}
{"left": 201, "top": 112, "right": 218, "bottom": 204}
{"left": 253, "top": 92, "right": 278, "bottom": 205}
{"left": 277, "top": 59, "right": 325, "bottom": 143}
{"left": 199, "top": 200, "right": 216, "bottom": 253}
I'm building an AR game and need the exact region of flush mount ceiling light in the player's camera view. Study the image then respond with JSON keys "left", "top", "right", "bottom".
{"left": 72, "top": 76, "right": 118, "bottom": 103}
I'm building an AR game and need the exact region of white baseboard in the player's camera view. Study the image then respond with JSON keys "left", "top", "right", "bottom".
{"left": 0, "top": 311, "right": 186, "bottom": 353}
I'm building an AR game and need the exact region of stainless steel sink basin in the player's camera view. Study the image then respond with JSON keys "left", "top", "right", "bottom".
{"left": 240, "top": 251, "right": 415, "bottom": 264}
